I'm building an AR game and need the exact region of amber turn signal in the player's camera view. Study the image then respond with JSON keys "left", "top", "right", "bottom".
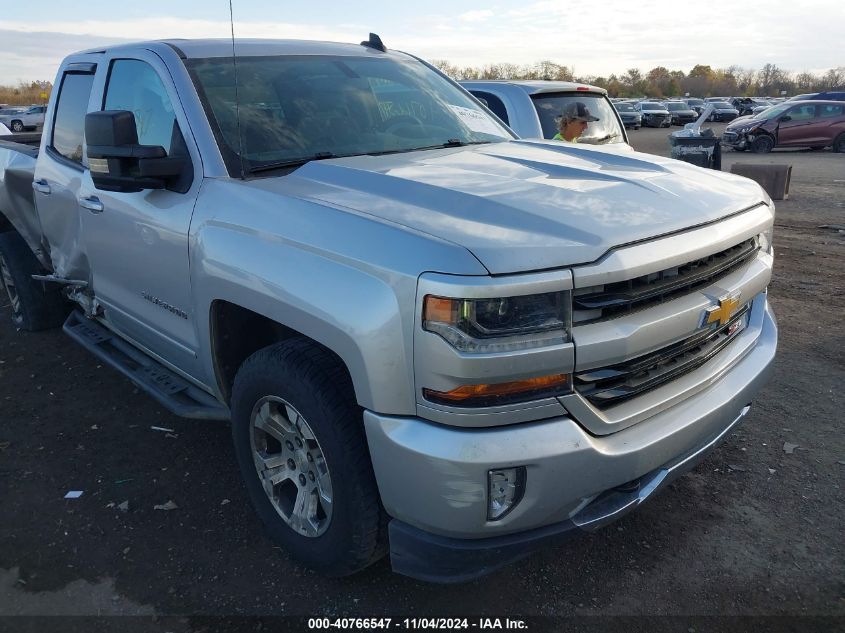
{"left": 423, "top": 373, "right": 571, "bottom": 407}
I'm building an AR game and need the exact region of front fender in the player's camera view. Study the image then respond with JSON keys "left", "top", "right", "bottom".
{"left": 192, "top": 223, "right": 416, "bottom": 414}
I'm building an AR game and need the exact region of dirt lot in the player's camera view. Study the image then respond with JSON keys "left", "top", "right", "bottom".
{"left": 1, "top": 125, "right": 843, "bottom": 632}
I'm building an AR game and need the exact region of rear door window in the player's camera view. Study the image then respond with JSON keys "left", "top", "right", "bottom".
{"left": 51, "top": 71, "right": 96, "bottom": 165}
{"left": 818, "top": 104, "right": 845, "bottom": 118}
{"left": 470, "top": 91, "right": 510, "bottom": 126}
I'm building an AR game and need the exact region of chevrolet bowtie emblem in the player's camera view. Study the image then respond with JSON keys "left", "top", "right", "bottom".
{"left": 703, "top": 292, "right": 742, "bottom": 328}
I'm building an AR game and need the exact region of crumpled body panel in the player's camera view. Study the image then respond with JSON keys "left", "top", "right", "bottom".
{"left": 0, "top": 142, "right": 51, "bottom": 270}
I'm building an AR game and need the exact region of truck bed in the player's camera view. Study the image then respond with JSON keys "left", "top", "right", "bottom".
{"left": 0, "top": 133, "right": 48, "bottom": 268}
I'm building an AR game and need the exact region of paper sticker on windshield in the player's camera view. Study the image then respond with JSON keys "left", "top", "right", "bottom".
{"left": 447, "top": 105, "right": 503, "bottom": 135}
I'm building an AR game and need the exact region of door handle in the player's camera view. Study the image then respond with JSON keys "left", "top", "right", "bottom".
{"left": 79, "top": 196, "right": 104, "bottom": 213}
{"left": 32, "top": 179, "right": 51, "bottom": 195}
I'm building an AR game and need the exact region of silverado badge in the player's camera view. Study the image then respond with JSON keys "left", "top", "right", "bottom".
{"left": 702, "top": 292, "right": 742, "bottom": 328}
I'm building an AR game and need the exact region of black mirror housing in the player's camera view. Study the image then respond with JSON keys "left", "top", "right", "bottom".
{"left": 85, "top": 111, "right": 184, "bottom": 192}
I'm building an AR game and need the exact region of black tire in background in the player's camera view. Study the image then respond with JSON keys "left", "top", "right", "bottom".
{"left": 10, "top": 120, "right": 24, "bottom": 132}
{"left": 834, "top": 133, "right": 845, "bottom": 153}
{"left": 230, "top": 338, "right": 386, "bottom": 576}
{"left": 0, "top": 231, "right": 67, "bottom": 330}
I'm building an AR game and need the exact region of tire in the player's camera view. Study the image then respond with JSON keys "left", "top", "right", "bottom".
{"left": 834, "top": 133, "right": 845, "bottom": 153}
{"left": 750, "top": 135, "right": 775, "bottom": 153}
{"left": 230, "top": 339, "right": 386, "bottom": 576}
{"left": 10, "top": 120, "right": 24, "bottom": 133}
{"left": 0, "top": 231, "right": 67, "bottom": 330}
{"left": 810, "top": 146, "right": 825, "bottom": 151}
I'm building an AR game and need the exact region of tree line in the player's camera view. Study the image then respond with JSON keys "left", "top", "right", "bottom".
{"left": 0, "top": 80, "right": 52, "bottom": 106}
{"left": 431, "top": 60, "right": 845, "bottom": 98}
{"left": 3, "top": 62, "right": 843, "bottom": 105}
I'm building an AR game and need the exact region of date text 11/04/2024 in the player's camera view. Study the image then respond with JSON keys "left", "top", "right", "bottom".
{"left": 307, "top": 618, "right": 528, "bottom": 630}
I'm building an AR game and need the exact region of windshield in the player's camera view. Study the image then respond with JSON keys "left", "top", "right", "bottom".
{"left": 186, "top": 54, "right": 512, "bottom": 174}
{"left": 751, "top": 103, "right": 790, "bottom": 120}
{"left": 686, "top": 99, "right": 704, "bottom": 106}
{"left": 615, "top": 102, "right": 635, "bottom": 112}
{"left": 710, "top": 102, "right": 732, "bottom": 109}
{"left": 665, "top": 102, "right": 687, "bottom": 111}
{"left": 641, "top": 103, "right": 665, "bottom": 111}
{"left": 531, "top": 92, "right": 625, "bottom": 144}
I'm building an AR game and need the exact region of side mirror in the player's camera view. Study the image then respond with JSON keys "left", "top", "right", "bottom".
{"left": 779, "top": 115, "right": 792, "bottom": 122}
{"left": 85, "top": 110, "right": 184, "bottom": 193}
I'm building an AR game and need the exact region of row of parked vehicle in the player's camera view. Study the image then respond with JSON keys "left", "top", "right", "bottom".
{"left": 609, "top": 91, "right": 845, "bottom": 131}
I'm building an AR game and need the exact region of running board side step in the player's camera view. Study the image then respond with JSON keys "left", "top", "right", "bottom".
{"left": 63, "top": 311, "right": 230, "bottom": 421}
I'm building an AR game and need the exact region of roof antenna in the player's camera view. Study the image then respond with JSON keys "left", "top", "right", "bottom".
{"left": 360, "top": 33, "right": 387, "bottom": 52}
{"left": 229, "top": 0, "right": 246, "bottom": 179}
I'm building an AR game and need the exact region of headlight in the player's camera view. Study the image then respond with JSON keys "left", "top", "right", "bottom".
{"left": 759, "top": 226, "right": 774, "bottom": 254}
{"left": 738, "top": 123, "right": 762, "bottom": 134}
{"left": 423, "top": 291, "right": 571, "bottom": 353}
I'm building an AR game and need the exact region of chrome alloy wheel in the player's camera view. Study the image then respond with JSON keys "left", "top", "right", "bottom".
{"left": 250, "top": 396, "right": 333, "bottom": 537}
{"left": 0, "top": 254, "right": 20, "bottom": 316}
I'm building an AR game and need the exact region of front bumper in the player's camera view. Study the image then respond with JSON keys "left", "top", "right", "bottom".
{"left": 364, "top": 296, "right": 777, "bottom": 581}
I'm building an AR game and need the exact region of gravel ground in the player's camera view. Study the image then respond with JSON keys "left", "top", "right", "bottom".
{"left": 1, "top": 125, "right": 843, "bottom": 632}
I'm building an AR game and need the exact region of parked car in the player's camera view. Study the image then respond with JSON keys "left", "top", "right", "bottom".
{"left": 787, "top": 91, "right": 845, "bottom": 102}
{"left": 460, "top": 80, "right": 628, "bottom": 144}
{"left": 612, "top": 100, "right": 642, "bottom": 129}
{"left": 684, "top": 98, "right": 706, "bottom": 115}
{"left": 731, "top": 98, "right": 772, "bottom": 117}
{"left": 664, "top": 101, "right": 698, "bottom": 125}
{"left": 0, "top": 105, "right": 47, "bottom": 132}
{"left": 636, "top": 101, "right": 672, "bottom": 127}
{"left": 0, "top": 37, "right": 777, "bottom": 583}
{"left": 722, "top": 100, "right": 845, "bottom": 153}
{"left": 705, "top": 102, "right": 739, "bottom": 122}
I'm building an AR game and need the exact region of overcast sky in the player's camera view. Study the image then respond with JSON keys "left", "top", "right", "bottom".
{"left": 1, "top": 0, "right": 842, "bottom": 83}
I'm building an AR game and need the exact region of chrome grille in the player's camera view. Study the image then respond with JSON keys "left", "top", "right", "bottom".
{"left": 573, "top": 239, "right": 758, "bottom": 323}
{"left": 574, "top": 303, "right": 750, "bottom": 409}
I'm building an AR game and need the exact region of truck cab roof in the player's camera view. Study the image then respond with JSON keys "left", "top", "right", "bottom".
{"left": 74, "top": 38, "right": 412, "bottom": 61}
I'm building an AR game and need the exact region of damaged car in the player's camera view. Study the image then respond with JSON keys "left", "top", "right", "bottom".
{"left": 664, "top": 101, "right": 698, "bottom": 126}
{"left": 636, "top": 101, "right": 672, "bottom": 127}
{"left": 706, "top": 101, "right": 739, "bottom": 122}
{"left": 612, "top": 100, "right": 642, "bottom": 129}
{"left": 721, "top": 100, "right": 845, "bottom": 153}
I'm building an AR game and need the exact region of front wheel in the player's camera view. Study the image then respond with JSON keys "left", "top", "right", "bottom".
{"left": 10, "top": 120, "right": 24, "bottom": 133}
{"left": 751, "top": 135, "right": 775, "bottom": 153}
{"left": 834, "top": 133, "right": 845, "bottom": 153}
{"left": 230, "top": 339, "right": 386, "bottom": 576}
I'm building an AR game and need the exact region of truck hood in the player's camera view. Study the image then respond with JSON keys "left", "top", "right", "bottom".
{"left": 255, "top": 140, "right": 767, "bottom": 274}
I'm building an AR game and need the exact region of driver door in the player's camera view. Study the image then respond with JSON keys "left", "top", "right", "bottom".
{"left": 777, "top": 104, "right": 818, "bottom": 146}
{"left": 79, "top": 53, "right": 204, "bottom": 376}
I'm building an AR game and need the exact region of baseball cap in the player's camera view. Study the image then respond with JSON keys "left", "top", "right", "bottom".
{"left": 563, "top": 102, "right": 599, "bottom": 122}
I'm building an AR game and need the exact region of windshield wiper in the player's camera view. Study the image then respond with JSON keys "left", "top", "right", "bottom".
{"left": 367, "top": 140, "right": 493, "bottom": 157}
{"left": 247, "top": 151, "right": 340, "bottom": 174}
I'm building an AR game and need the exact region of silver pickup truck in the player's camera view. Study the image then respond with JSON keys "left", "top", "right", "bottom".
{"left": 0, "top": 36, "right": 777, "bottom": 582}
